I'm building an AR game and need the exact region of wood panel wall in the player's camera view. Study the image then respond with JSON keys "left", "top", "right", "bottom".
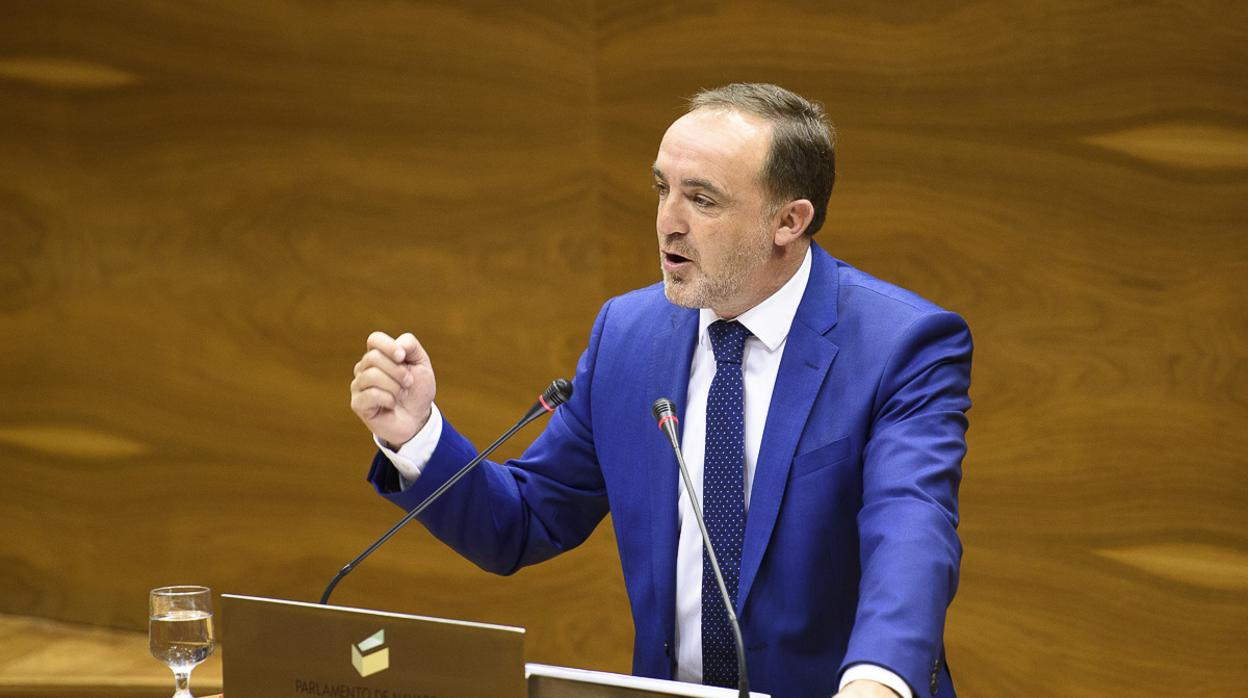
{"left": 2, "top": 2, "right": 1245, "bottom": 695}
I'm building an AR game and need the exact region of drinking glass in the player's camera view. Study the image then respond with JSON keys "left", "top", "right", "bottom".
{"left": 149, "top": 585, "right": 215, "bottom": 698}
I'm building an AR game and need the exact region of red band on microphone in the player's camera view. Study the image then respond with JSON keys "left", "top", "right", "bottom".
{"left": 539, "top": 395, "right": 554, "bottom": 412}
{"left": 657, "top": 414, "right": 679, "bottom": 431}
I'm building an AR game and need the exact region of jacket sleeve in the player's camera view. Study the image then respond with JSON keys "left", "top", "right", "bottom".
{"left": 366, "top": 299, "right": 613, "bottom": 575}
{"left": 840, "top": 309, "right": 972, "bottom": 696}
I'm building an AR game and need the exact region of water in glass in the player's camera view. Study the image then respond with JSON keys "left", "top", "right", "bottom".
{"left": 149, "top": 586, "right": 215, "bottom": 697}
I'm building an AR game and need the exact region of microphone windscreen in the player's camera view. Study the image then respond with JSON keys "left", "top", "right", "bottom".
{"left": 652, "top": 397, "right": 675, "bottom": 422}
{"left": 542, "top": 378, "right": 573, "bottom": 410}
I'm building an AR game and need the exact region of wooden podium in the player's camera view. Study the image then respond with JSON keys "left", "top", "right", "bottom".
{"left": 218, "top": 595, "right": 767, "bottom": 698}
{"left": 210, "top": 665, "right": 766, "bottom": 698}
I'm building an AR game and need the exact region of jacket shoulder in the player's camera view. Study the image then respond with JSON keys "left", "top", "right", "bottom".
{"left": 832, "top": 259, "right": 964, "bottom": 330}
{"left": 597, "top": 281, "right": 681, "bottom": 330}
{"left": 607, "top": 280, "right": 668, "bottom": 310}
{"left": 837, "top": 262, "right": 949, "bottom": 315}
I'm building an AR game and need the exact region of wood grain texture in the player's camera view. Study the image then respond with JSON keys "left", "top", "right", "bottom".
{"left": 2, "top": 1, "right": 1246, "bottom": 696}
{"left": 0, "top": 0, "right": 629, "bottom": 679}
{"left": 0, "top": 613, "right": 222, "bottom": 696}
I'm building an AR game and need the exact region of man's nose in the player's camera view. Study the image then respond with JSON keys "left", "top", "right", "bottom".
{"left": 656, "top": 196, "right": 687, "bottom": 236}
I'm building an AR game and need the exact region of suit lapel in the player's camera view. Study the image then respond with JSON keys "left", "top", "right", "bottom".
{"left": 737, "top": 245, "right": 841, "bottom": 613}
{"left": 647, "top": 303, "right": 699, "bottom": 647}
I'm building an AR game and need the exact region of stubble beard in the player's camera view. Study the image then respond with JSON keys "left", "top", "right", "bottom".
{"left": 661, "top": 228, "right": 774, "bottom": 312}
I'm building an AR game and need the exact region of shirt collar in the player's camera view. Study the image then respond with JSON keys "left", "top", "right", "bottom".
{"left": 698, "top": 246, "right": 813, "bottom": 353}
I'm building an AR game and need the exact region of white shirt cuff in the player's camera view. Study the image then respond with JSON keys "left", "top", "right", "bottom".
{"left": 840, "top": 664, "right": 912, "bottom": 698}
{"left": 373, "top": 404, "right": 443, "bottom": 485}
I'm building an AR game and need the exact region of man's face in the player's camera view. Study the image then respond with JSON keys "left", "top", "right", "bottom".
{"left": 653, "top": 108, "right": 778, "bottom": 318}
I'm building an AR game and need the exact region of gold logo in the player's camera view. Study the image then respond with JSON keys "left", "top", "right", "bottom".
{"left": 350, "top": 629, "right": 389, "bottom": 677}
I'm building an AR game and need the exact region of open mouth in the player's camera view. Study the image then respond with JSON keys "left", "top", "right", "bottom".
{"left": 663, "top": 251, "right": 693, "bottom": 266}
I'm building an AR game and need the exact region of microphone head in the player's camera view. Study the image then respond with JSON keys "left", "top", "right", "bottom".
{"left": 652, "top": 397, "right": 676, "bottom": 423}
{"left": 541, "top": 378, "right": 573, "bottom": 411}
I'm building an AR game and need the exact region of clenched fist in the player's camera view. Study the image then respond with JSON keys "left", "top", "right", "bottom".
{"left": 350, "top": 331, "right": 437, "bottom": 448}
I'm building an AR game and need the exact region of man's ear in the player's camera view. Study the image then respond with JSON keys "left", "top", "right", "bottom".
{"left": 773, "top": 199, "right": 816, "bottom": 246}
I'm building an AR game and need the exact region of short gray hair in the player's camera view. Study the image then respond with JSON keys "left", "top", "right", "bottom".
{"left": 688, "top": 83, "right": 837, "bottom": 236}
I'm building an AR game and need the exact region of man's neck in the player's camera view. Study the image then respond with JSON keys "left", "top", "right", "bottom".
{"left": 712, "top": 240, "right": 811, "bottom": 319}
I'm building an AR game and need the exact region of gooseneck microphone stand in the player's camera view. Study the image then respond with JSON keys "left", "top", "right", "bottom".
{"left": 653, "top": 397, "right": 750, "bottom": 698}
{"left": 319, "top": 379, "right": 573, "bottom": 605}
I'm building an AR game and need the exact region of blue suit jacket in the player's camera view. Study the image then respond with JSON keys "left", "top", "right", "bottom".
{"left": 369, "top": 243, "right": 971, "bottom": 698}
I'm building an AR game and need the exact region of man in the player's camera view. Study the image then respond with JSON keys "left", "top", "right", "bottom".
{"left": 350, "top": 83, "right": 971, "bottom": 698}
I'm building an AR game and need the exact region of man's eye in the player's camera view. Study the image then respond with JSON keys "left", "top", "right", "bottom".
{"left": 693, "top": 195, "right": 715, "bottom": 208}
{"left": 653, "top": 183, "right": 669, "bottom": 196}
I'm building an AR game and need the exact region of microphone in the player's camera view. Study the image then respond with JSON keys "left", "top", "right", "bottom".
{"left": 320, "top": 378, "right": 573, "bottom": 605}
{"left": 652, "top": 398, "right": 750, "bottom": 698}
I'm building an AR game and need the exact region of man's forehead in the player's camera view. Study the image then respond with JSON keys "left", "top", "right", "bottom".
{"left": 654, "top": 108, "right": 771, "bottom": 187}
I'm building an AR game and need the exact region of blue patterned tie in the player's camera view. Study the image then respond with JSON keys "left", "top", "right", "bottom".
{"left": 702, "top": 320, "right": 750, "bottom": 688}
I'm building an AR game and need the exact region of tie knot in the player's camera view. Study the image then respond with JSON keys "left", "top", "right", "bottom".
{"left": 708, "top": 320, "right": 751, "bottom": 365}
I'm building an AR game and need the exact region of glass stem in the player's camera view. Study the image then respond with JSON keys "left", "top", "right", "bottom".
{"left": 173, "top": 667, "right": 192, "bottom": 697}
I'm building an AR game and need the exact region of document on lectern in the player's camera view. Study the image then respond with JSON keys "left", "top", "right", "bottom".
{"left": 526, "top": 663, "right": 770, "bottom": 698}
{"left": 221, "top": 594, "right": 525, "bottom": 698}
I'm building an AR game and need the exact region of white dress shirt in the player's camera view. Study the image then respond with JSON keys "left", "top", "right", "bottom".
{"left": 378, "top": 246, "right": 910, "bottom": 698}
